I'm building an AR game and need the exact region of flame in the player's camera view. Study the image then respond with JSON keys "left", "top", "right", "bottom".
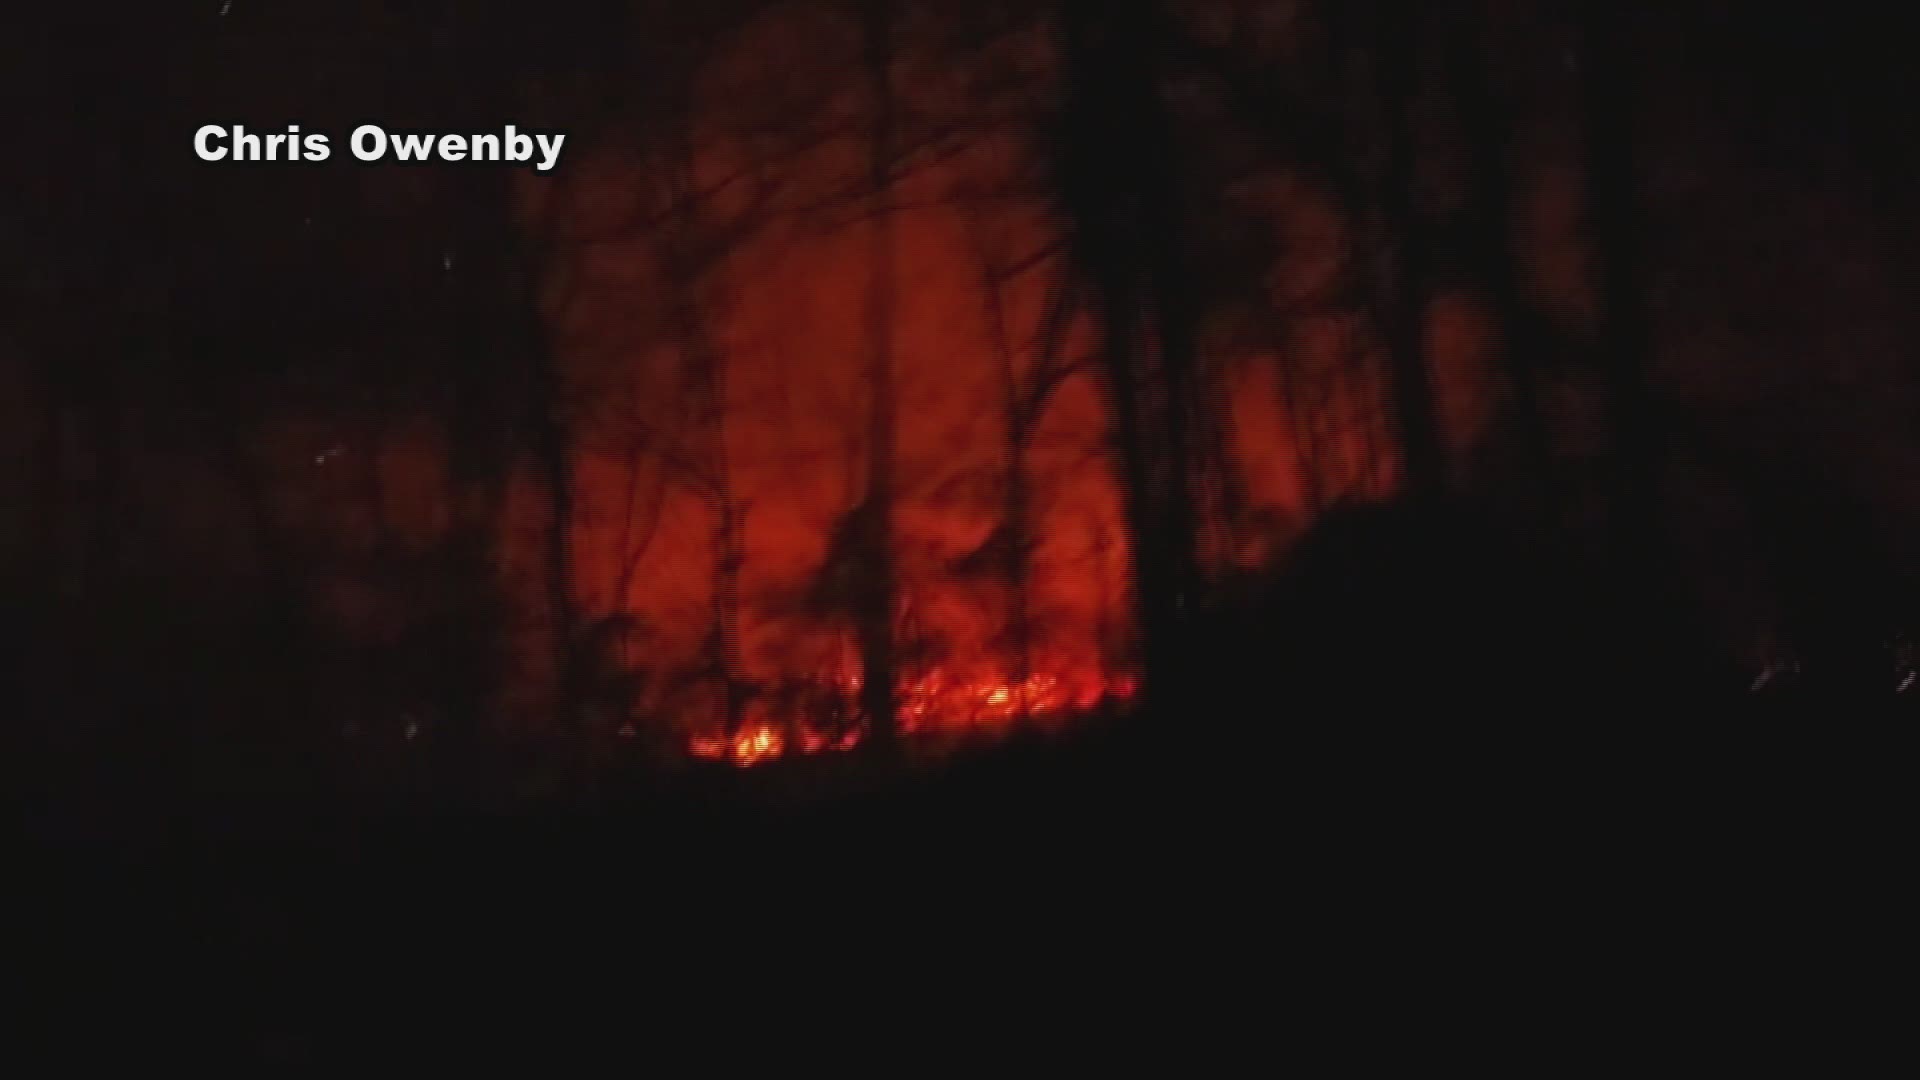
{"left": 686, "top": 667, "right": 1137, "bottom": 767}
{"left": 689, "top": 723, "right": 787, "bottom": 766}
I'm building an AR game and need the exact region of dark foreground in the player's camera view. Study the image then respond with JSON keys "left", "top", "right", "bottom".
{"left": 11, "top": 498, "right": 1913, "bottom": 1057}
{"left": 11, "top": 697, "right": 1906, "bottom": 1063}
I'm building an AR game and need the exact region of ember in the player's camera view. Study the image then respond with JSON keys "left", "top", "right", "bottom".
{"left": 689, "top": 724, "right": 787, "bottom": 767}
{"left": 687, "top": 668, "right": 1138, "bottom": 767}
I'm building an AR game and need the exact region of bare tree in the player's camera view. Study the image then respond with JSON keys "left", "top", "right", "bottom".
{"left": 959, "top": 198, "right": 1088, "bottom": 716}
{"left": 1579, "top": 0, "right": 1675, "bottom": 666}
{"left": 1444, "top": 3, "right": 1558, "bottom": 502}
{"left": 1161, "top": 1, "right": 1453, "bottom": 504}
{"left": 854, "top": 0, "right": 904, "bottom": 750}
{"left": 1368, "top": 0, "right": 1448, "bottom": 498}
{"left": 660, "top": 205, "right": 753, "bottom": 736}
{"left": 1050, "top": 0, "right": 1205, "bottom": 709}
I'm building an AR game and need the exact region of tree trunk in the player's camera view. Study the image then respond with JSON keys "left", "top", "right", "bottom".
{"left": 977, "top": 250, "right": 1046, "bottom": 720}
{"left": 1054, "top": 0, "right": 1199, "bottom": 711}
{"left": 674, "top": 295, "right": 750, "bottom": 736}
{"left": 1447, "top": 6, "right": 1558, "bottom": 504}
{"left": 445, "top": 162, "right": 578, "bottom": 731}
{"left": 1580, "top": 0, "right": 1673, "bottom": 660}
{"left": 1374, "top": 0, "right": 1448, "bottom": 500}
{"left": 530, "top": 337, "right": 582, "bottom": 728}
{"left": 858, "top": 0, "right": 902, "bottom": 750}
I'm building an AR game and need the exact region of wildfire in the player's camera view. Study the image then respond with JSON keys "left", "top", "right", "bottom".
{"left": 688, "top": 724, "right": 786, "bottom": 766}
{"left": 687, "top": 668, "right": 1137, "bottom": 768}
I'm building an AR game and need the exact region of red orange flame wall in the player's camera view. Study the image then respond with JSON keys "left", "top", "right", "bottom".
{"left": 485, "top": 8, "right": 1499, "bottom": 763}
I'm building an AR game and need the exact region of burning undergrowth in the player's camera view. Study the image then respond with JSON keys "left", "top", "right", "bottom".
{"left": 685, "top": 666, "right": 1138, "bottom": 767}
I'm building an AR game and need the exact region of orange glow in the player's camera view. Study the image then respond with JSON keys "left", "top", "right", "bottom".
{"left": 517, "top": 5, "right": 1483, "bottom": 774}
{"left": 689, "top": 723, "right": 788, "bottom": 767}
{"left": 687, "top": 666, "right": 1137, "bottom": 767}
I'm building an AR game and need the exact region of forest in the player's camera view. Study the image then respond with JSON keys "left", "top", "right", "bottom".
{"left": 7, "top": 0, "right": 1920, "bottom": 815}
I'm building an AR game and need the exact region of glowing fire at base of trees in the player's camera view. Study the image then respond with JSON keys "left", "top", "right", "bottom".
{"left": 687, "top": 669, "right": 1139, "bottom": 767}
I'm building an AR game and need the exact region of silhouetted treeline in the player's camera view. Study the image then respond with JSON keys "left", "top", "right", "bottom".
{"left": 7, "top": 0, "right": 1920, "bottom": 808}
